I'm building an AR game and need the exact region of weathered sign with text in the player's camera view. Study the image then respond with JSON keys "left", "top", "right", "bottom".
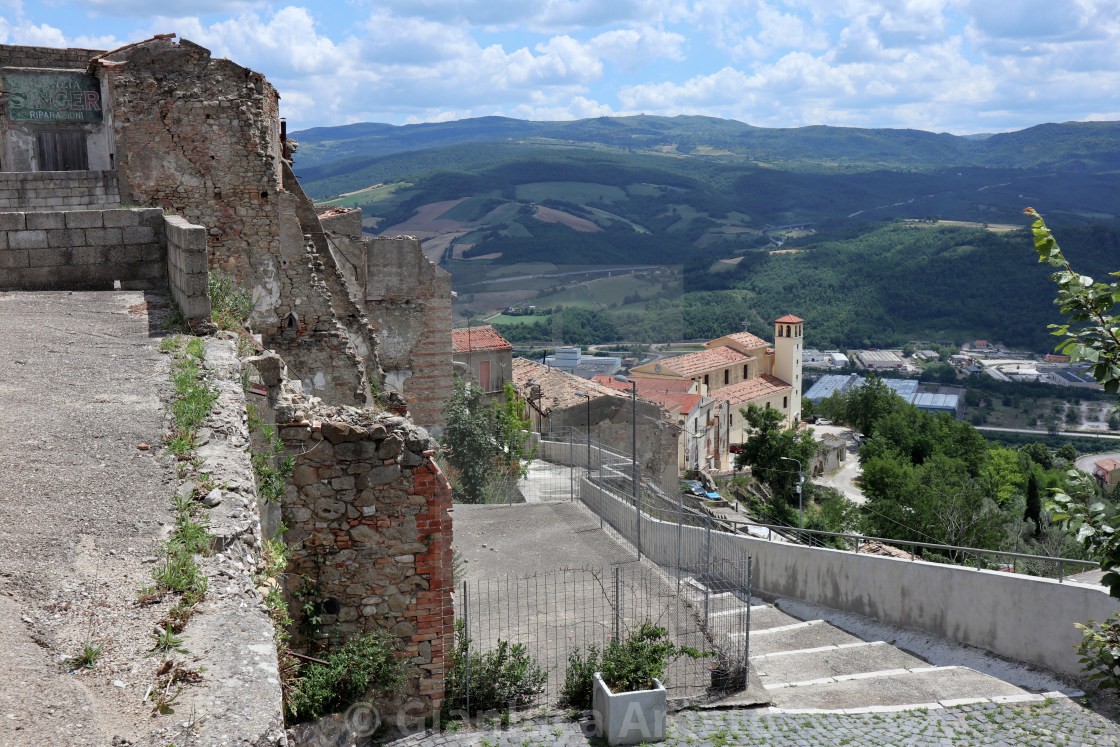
{"left": 3, "top": 72, "right": 102, "bottom": 123}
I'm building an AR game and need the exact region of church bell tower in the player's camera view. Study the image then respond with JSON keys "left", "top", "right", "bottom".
{"left": 773, "top": 315, "right": 804, "bottom": 423}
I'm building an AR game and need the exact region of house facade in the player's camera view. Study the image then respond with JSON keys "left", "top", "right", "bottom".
{"left": 452, "top": 324, "right": 513, "bottom": 396}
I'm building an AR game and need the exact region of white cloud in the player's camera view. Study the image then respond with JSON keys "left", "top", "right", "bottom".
{"left": 362, "top": 0, "right": 677, "bottom": 32}
{"left": 84, "top": 0, "right": 263, "bottom": 16}
{"left": 589, "top": 26, "right": 686, "bottom": 70}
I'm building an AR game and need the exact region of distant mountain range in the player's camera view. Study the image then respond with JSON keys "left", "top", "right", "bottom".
{"left": 292, "top": 115, "right": 1120, "bottom": 183}
{"left": 288, "top": 115, "right": 1120, "bottom": 351}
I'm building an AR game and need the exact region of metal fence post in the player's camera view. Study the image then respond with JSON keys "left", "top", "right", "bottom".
{"left": 462, "top": 580, "right": 470, "bottom": 717}
{"left": 676, "top": 492, "right": 683, "bottom": 593}
{"left": 703, "top": 518, "right": 712, "bottom": 630}
{"left": 744, "top": 555, "right": 752, "bottom": 690}
{"left": 597, "top": 437, "right": 604, "bottom": 529}
{"left": 614, "top": 566, "right": 621, "bottom": 642}
{"left": 569, "top": 427, "right": 574, "bottom": 502}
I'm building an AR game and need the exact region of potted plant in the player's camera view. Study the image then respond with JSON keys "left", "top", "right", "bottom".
{"left": 564, "top": 623, "right": 706, "bottom": 746}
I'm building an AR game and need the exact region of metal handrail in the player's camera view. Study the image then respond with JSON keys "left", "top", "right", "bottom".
{"left": 704, "top": 516, "right": 1097, "bottom": 576}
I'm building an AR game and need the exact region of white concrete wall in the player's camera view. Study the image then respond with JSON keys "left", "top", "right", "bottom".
{"left": 579, "top": 476, "right": 1119, "bottom": 678}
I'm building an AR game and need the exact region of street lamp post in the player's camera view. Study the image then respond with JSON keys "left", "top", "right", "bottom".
{"left": 780, "top": 456, "right": 804, "bottom": 530}
{"left": 574, "top": 391, "right": 591, "bottom": 469}
{"left": 614, "top": 374, "right": 640, "bottom": 559}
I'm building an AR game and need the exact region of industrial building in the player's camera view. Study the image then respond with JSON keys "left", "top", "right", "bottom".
{"left": 805, "top": 374, "right": 959, "bottom": 417}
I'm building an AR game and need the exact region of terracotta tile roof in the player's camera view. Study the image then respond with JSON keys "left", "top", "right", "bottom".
{"left": 708, "top": 332, "right": 769, "bottom": 351}
{"left": 593, "top": 374, "right": 695, "bottom": 395}
{"left": 775, "top": 314, "right": 804, "bottom": 323}
{"left": 593, "top": 375, "right": 703, "bottom": 415}
{"left": 710, "top": 374, "right": 791, "bottom": 406}
{"left": 652, "top": 346, "right": 749, "bottom": 377}
{"left": 452, "top": 325, "right": 512, "bottom": 353}
{"left": 1096, "top": 458, "right": 1120, "bottom": 472}
{"left": 642, "top": 392, "right": 703, "bottom": 415}
{"left": 512, "top": 358, "right": 624, "bottom": 412}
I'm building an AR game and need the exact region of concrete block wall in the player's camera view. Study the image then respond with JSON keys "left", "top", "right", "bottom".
{"left": 579, "top": 475, "right": 1120, "bottom": 678}
{"left": 280, "top": 414, "right": 453, "bottom": 718}
{"left": 0, "top": 207, "right": 164, "bottom": 290}
{"left": 164, "top": 214, "right": 211, "bottom": 323}
{"left": 0, "top": 171, "right": 121, "bottom": 210}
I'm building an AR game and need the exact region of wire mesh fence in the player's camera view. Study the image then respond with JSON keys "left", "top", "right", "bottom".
{"left": 444, "top": 557, "right": 753, "bottom": 718}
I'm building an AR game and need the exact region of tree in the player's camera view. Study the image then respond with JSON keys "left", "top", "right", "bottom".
{"left": 800, "top": 396, "right": 816, "bottom": 422}
{"left": 1056, "top": 443, "right": 1079, "bottom": 461}
{"left": 1020, "top": 442, "right": 1053, "bottom": 470}
{"left": 1026, "top": 208, "right": 1120, "bottom": 393}
{"left": 492, "top": 383, "right": 536, "bottom": 483}
{"left": 1027, "top": 209, "right": 1120, "bottom": 596}
{"left": 1024, "top": 469, "right": 1042, "bottom": 537}
{"left": 843, "top": 376, "right": 904, "bottom": 438}
{"left": 442, "top": 374, "right": 498, "bottom": 504}
{"left": 734, "top": 404, "right": 819, "bottom": 509}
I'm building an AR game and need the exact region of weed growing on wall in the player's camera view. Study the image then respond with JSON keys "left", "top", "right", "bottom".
{"left": 251, "top": 424, "right": 295, "bottom": 503}
{"left": 163, "top": 336, "right": 218, "bottom": 458}
{"left": 208, "top": 272, "right": 254, "bottom": 331}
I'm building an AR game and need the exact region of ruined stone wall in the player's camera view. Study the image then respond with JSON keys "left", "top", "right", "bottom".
{"left": 366, "top": 237, "right": 453, "bottom": 435}
{"left": 0, "top": 206, "right": 163, "bottom": 290}
{"left": 101, "top": 38, "right": 367, "bottom": 405}
{"left": 279, "top": 412, "right": 453, "bottom": 717}
{"left": 0, "top": 43, "right": 102, "bottom": 69}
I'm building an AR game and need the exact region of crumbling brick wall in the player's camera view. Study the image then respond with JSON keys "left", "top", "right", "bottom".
{"left": 99, "top": 37, "right": 370, "bottom": 405}
{"left": 279, "top": 412, "right": 453, "bottom": 717}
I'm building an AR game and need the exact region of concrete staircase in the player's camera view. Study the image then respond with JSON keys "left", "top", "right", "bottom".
{"left": 682, "top": 579, "right": 1081, "bottom": 714}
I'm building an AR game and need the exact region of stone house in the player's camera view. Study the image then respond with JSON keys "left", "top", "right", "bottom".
{"left": 594, "top": 375, "right": 725, "bottom": 474}
{"left": 452, "top": 324, "right": 513, "bottom": 397}
{"left": 513, "top": 357, "right": 680, "bottom": 489}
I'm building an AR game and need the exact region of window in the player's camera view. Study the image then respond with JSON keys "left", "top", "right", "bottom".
{"left": 723, "top": 369, "right": 729, "bottom": 386}
{"left": 783, "top": 396, "right": 788, "bottom": 408}
{"left": 743, "top": 365, "right": 748, "bottom": 379}
{"left": 704, "top": 374, "right": 709, "bottom": 388}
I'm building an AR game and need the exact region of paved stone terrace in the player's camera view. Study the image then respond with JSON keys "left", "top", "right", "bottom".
{"left": 388, "top": 698, "right": 1120, "bottom": 746}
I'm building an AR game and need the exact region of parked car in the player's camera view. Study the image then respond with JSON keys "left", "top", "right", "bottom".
{"left": 729, "top": 443, "right": 744, "bottom": 454}
{"left": 816, "top": 418, "right": 833, "bottom": 426}
{"left": 682, "top": 480, "right": 706, "bottom": 497}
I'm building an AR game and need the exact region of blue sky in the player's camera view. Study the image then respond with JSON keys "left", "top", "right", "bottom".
{"left": 2, "top": 0, "right": 1118, "bottom": 133}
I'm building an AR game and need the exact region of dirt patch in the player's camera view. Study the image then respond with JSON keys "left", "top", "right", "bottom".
{"left": 379, "top": 198, "right": 469, "bottom": 238}
{"left": 532, "top": 206, "right": 601, "bottom": 233}
{"left": 769, "top": 248, "right": 805, "bottom": 255}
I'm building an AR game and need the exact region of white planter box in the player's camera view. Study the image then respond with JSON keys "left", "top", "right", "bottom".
{"left": 592, "top": 673, "right": 666, "bottom": 746}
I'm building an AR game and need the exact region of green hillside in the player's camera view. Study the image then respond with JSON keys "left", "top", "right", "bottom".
{"left": 292, "top": 115, "right": 1120, "bottom": 351}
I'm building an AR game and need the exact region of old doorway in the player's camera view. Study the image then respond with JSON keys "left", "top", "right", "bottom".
{"left": 36, "top": 131, "right": 88, "bottom": 171}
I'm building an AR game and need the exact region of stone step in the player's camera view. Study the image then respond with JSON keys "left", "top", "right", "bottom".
{"left": 754, "top": 641, "right": 928, "bottom": 684}
{"left": 746, "top": 619, "right": 864, "bottom": 657}
{"left": 766, "top": 665, "right": 1028, "bottom": 712}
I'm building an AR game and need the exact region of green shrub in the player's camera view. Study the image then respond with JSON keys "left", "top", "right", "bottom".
{"left": 1075, "top": 612, "right": 1120, "bottom": 705}
{"left": 444, "top": 619, "right": 547, "bottom": 716}
{"left": 209, "top": 272, "right": 254, "bottom": 331}
{"left": 562, "top": 622, "right": 707, "bottom": 707}
{"left": 285, "top": 631, "right": 407, "bottom": 724}
{"left": 560, "top": 646, "right": 600, "bottom": 710}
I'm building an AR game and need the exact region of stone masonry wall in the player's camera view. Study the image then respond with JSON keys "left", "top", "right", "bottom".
{"left": 164, "top": 214, "right": 211, "bottom": 323}
{"left": 0, "top": 206, "right": 163, "bottom": 290}
{"left": 100, "top": 37, "right": 368, "bottom": 405}
{"left": 279, "top": 412, "right": 453, "bottom": 718}
{"left": 0, "top": 171, "right": 121, "bottom": 210}
{"left": 366, "top": 236, "right": 453, "bottom": 435}
{"left": 0, "top": 43, "right": 103, "bottom": 69}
